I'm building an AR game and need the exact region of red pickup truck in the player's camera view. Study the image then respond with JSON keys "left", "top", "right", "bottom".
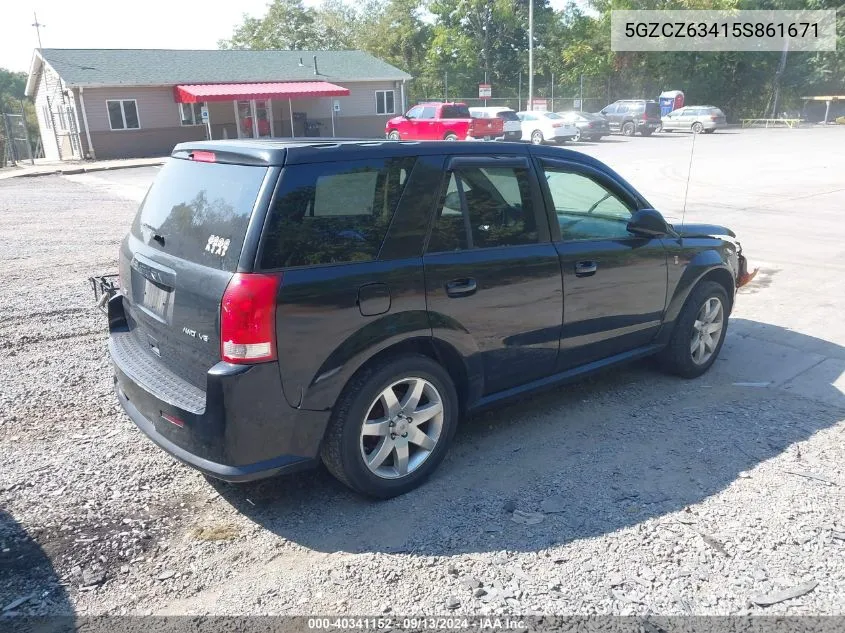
{"left": 385, "top": 102, "right": 504, "bottom": 141}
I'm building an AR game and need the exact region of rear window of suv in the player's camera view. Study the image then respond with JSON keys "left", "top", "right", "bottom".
{"left": 259, "top": 157, "right": 416, "bottom": 268}
{"left": 130, "top": 158, "right": 268, "bottom": 271}
{"left": 645, "top": 102, "right": 661, "bottom": 117}
{"left": 497, "top": 110, "right": 520, "bottom": 121}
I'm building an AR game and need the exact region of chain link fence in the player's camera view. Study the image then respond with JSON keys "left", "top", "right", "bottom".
{"left": 1, "top": 101, "right": 36, "bottom": 168}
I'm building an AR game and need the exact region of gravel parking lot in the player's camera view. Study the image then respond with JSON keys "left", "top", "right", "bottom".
{"left": 1, "top": 127, "right": 844, "bottom": 619}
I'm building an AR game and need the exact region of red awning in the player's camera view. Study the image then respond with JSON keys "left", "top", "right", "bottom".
{"left": 174, "top": 81, "right": 350, "bottom": 103}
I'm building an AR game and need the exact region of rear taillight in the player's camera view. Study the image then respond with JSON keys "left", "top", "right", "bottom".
{"left": 220, "top": 272, "right": 282, "bottom": 364}
{"left": 710, "top": 115, "right": 718, "bottom": 121}
{"left": 552, "top": 123, "right": 563, "bottom": 128}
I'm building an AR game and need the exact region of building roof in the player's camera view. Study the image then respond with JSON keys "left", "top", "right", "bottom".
{"left": 27, "top": 48, "right": 411, "bottom": 94}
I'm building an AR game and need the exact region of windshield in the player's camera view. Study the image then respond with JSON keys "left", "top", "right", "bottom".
{"left": 544, "top": 112, "right": 562, "bottom": 119}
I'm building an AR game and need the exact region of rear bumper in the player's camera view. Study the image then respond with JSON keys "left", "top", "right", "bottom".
{"left": 106, "top": 295, "right": 329, "bottom": 482}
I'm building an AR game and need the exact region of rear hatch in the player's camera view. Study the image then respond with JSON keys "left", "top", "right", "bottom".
{"left": 644, "top": 101, "right": 662, "bottom": 123}
{"left": 118, "top": 155, "right": 271, "bottom": 389}
{"left": 496, "top": 110, "right": 522, "bottom": 133}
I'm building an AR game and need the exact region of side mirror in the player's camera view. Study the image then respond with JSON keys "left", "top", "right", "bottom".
{"left": 627, "top": 209, "right": 672, "bottom": 237}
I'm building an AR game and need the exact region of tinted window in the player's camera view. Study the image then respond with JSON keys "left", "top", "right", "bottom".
{"left": 260, "top": 158, "right": 416, "bottom": 268}
{"left": 543, "top": 168, "right": 633, "bottom": 241}
{"left": 428, "top": 166, "right": 538, "bottom": 252}
{"left": 131, "top": 158, "right": 268, "bottom": 271}
{"left": 645, "top": 102, "right": 661, "bottom": 117}
{"left": 497, "top": 110, "right": 520, "bottom": 121}
{"left": 441, "top": 105, "right": 471, "bottom": 119}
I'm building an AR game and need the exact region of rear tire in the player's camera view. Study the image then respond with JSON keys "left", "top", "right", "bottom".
{"left": 621, "top": 122, "right": 635, "bottom": 136}
{"left": 530, "top": 130, "right": 544, "bottom": 145}
{"left": 573, "top": 129, "right": 582, "bottom": 142}
{"left": 444, "top": 132, "right": 459, "bottom": 141}
{"left": 657, "top": 281, "right": 729, "bottom": 379}
{"left": 320, "top": 355, "right": 459, "bottom": 499}
{"left": 691, "top": 122, "right": 704, "bottom": 134}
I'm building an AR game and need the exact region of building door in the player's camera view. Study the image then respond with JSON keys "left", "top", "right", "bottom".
{"left": 235, "top": 99, "right": 274, "bottom": 139}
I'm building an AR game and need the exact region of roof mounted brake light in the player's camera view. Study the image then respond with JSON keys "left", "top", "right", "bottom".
{"left": 190, "top": 151, "right": 216, "bottom": 163}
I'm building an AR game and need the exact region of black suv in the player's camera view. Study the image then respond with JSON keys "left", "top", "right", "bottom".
{"left": 97, "top": 139, "right": 754, "bottom": 499}
{"left": 599, "top": 99, "right": 663, "bottom": 136}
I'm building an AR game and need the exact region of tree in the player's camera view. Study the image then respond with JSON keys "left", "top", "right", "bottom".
{"left": 219, "top": 0, "right": 323, "bottom": 50}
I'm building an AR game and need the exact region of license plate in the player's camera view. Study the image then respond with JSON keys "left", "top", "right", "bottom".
{"left": 140, "top": 278, "right": 171, "bottom": 319}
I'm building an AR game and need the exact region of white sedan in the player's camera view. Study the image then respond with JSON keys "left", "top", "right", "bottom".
{"left": 516, "top": 111, "right": 579, "bottom": 145}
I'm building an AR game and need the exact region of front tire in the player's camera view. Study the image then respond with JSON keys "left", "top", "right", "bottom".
{"left": 657, "top": 281, "right": 729, "bottom": 378}
{"left": 320, "top": 355, "right": 458, "bottom": 499}
{"left": 530, "top": 130, "right": 544, "bottom": 145}
{"left": 573, "top": 129, "right": 582, "bottom": 142}
{"left": 387, "top": 130, "right": 401, "bottom": 140}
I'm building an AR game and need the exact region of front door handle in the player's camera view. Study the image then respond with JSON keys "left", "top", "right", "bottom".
{"left": 574, "top": 261, "right": 598, "bottom": 277}
{"left": 445, "top": 278, "right": 477, "bottom": 298}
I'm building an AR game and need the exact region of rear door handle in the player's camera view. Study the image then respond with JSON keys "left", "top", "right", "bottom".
{"left": 574, "top": 261, "right": 598, "bottom": 277}
{"left": 445, "top": 278, "right": 477, "bottom": 298}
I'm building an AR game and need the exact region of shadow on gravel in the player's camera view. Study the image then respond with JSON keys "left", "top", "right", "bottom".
{"left": 0, "top": 509, "right": 74, "bottom": 625}
{"left": 212, "top": 319, "right": 844, "bottom": 556}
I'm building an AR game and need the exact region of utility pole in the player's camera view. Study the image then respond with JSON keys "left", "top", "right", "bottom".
{"left": 444, "top": 71, "right": 448, "bottom": 101}
{"left": 484, "top": 70, "right": 488, "bottom": 107}
{"left": 551, "top": 73, "right": 554, "bottom": 112}
{"left": 32, "top": 12, "right": 45, "bottom": 48}
{"left": 528, "top": 0, "right": 534, "bottom": 111}
{"left": 580, "top": 73, "right": 584, "bottom": 112}
{"left": 518, "top": 72, "right": 522, "bottom": 110}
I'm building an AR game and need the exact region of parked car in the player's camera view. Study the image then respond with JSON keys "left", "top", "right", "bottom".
{"left": 555, "top": 111, "right": 611, "bottom": 141}
{"left": 385, "top": 102, "right": 504, "bottom": 141}
{"left": 662, "top": 106, "right": 728, "bottom": 134}
{"left": 94, "top": 139, "right": 755, "bottom": 499}
{"left": 599, "top": 99, "right": 663, "bottom": 136}
{"left": 516, "top": 111, "right": 579, "bottom": 144}
{"left": 468, "top": 106, "right": 523, "bottom": 142}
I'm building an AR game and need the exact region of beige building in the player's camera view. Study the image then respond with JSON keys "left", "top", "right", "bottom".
{"left": 24, "top": 48, "right": 412, "bottom": 161}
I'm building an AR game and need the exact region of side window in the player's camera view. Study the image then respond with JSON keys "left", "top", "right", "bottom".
{"left": 600, "top": 104, "right": 616, "bottom": 115}
{"left": 428, "top": 165, "right": 538, "bottom": 252}
{"left": 420, "top": 106, "right": 437, "bottom": 119}
{"left": 616, "top": 103, "right": 630, "bottom": 115}
{"left": 260, "top": 157, "right": 416, "bottom": 268}
{"left": 405, "top": 106, "right": 423, "bottom": 119}
{"left": 543, "top": 168, "right": 634, "bottom": 241}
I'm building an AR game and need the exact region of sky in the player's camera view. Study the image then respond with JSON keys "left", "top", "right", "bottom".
{"left": 2, "top": 0, "right": 574, "bottom": 74}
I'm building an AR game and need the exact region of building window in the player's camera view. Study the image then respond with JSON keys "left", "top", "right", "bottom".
{"left": 375, "top": 90, "right": 395, "bottom": 115}
{"left": 180, "top": 102, "right": 206, "bottom": 126}
{"left": 41, "top": 105, "right": 52, "bottom": 130}
{"left": 107, "top": 99, "right": 140, "bottom": 130}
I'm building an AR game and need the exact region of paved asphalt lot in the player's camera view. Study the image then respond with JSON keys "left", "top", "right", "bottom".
{"left": 1, "top": 127, "right": 843, "bottom": 619}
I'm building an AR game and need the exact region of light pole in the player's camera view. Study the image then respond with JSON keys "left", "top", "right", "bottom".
{"left": 528, "top": 0, "right": 534, "bottom": 110}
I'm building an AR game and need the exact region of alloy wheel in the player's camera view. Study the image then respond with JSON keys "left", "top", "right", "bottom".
{"left": 692, "top": 122, "right": 704, "bottom": 134}
{"left": 531, "top": 130, "right": 544, "bottom": 145}
{"left": 690, "top": 297, "right": 724, "bottom": 365}
{"left": 359, "top": 377, "right": 444, "bottom": 479}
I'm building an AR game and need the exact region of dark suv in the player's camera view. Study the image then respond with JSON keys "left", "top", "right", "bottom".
{"left": 599, "top": 99, "right": 663, "bottom": 136}
{"left": 96, "top": 139, "right": 754, "bottom": 499}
